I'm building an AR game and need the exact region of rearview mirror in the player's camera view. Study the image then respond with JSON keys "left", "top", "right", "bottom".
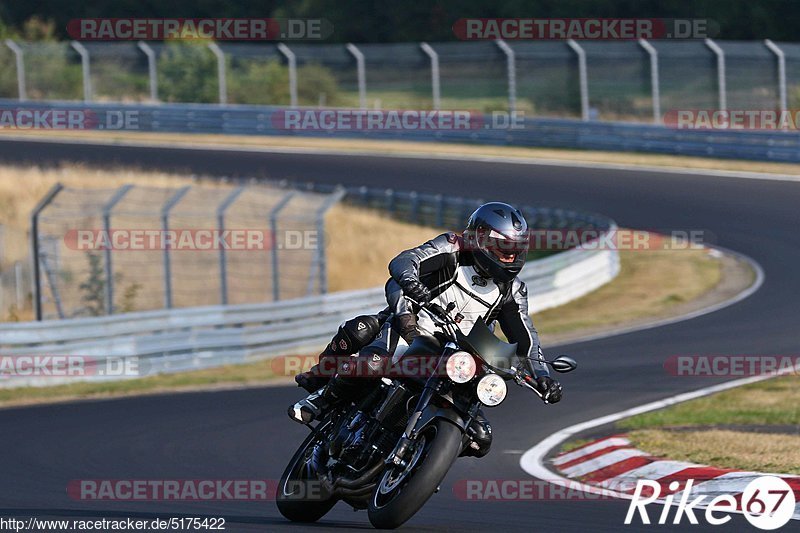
{"left": 550, "top": 355, "right": 577, "bottom": 373}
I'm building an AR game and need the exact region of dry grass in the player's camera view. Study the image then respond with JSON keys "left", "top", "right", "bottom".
{"left": 325, "top": 206, "right": 433, "bottom": 292}
{"left": 0, "top": 164, "right": 216, "bottom": 264}
{"left": 535, "top": 234, "right": 722, "bottom": 340}
{"left": 3, "top": 129, "right": 800, "bottom": 176}
{"left": 629, "top": 428, "right": 800, "bottom": 475}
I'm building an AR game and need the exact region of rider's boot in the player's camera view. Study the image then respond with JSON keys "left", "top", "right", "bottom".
{"left": 288, "top": 375, "right": 359, "bottom": 425}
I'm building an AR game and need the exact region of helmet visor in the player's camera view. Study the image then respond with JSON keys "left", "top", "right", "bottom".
{"left": 476, "top": 228, "right": 530, "bottom": 264}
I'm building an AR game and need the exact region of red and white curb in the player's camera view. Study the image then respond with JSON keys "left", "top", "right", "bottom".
{"left": 551, "top": 434, "right": 800, "bottom": 520}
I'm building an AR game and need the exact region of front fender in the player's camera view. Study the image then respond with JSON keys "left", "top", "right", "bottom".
{"left": 415, "top": 403, "right": 467, "bottom": 433}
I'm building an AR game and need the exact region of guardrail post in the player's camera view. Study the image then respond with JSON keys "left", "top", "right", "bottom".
{"left": 207, "top": 43, "right": 228, "bottom": 105}
{"left": 435, "top": 194, "right": 445, "bottom": 227}
{"left": 4, "top": 39, "right": 26, "bottom": 101}
{"left": 420, "top": 43, "right": 441, "bottom": 110}
{"left": 277, "top": 43, "right": 298, "bottom": 108}
{"left": 311, "top": 188, "right": 346, "bottom": 294}
{"left": 495, "top": 40, "right": 517, "bottom": 113}
{"left": 765, "top": 39, "right": 787, "bottom": 115}
{"left": 567, "top": 39, "right": 589, "bottom": 121}
{"left": 137, "top": 41, "right": 158, "bottom": 102}
{"left": 385, "top": 188, "right": 395, "bottom": 215}
{"left": 70, "top": 41, "right": 93, "bottom": 102}
{"left": 161, "top": 186, "right": 191, "bottom": 309}
{"left": 216, "top": 186, "right": 245, "bottom": 305}
{"left": 30, "top": 183, "right": 64, "bottom": 321}
{"left": 269, "top": 191, "right": 296, "bottom": 301}
{"left": 346, "top": 43, "right": 367, "bottom": 109}
{"left": 705, "top": 38, "right": 726, "bottom": 111}
{"left": 638, "top": 39, "right": 661, "bottom": 124}
{"left": 409, "top": 191, "right": 419, "bottom": 222}
{"left": 102, "top": 184, "right": 133, "bottom": 315}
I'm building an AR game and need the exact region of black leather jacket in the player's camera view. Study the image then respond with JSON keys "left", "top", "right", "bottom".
{"left": 385, "top": 232, "right": 549, "bottom": 378}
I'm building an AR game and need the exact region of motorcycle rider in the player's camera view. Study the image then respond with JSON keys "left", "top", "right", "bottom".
{"left": 289, "top": 202, "right": 563, "bottom": 457}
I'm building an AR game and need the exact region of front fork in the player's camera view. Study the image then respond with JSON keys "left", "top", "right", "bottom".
{"left": 386, "top": 344, "right": 475, "bottom": 467}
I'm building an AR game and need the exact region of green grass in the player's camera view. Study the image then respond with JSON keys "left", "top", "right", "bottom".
{"left": 618, "top": 374, "right": 800, "bottom": 429}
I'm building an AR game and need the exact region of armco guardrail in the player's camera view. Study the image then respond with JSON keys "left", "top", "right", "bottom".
{"left": 2, "top": 99, "right": 799, "bottom": 162}
{"left": 0, "top": 237, "right": 619, "bottom": 388}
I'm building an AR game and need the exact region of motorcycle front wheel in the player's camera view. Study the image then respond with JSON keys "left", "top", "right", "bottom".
{"left": 367, "top": 419, "right": 462, "bottom": 529}
{"left": 276, "top": 425, "right": 336, "bottom": 523}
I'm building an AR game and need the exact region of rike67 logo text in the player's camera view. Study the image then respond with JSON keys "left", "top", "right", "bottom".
{"left": 625, "top": 476, "right": 796, "bottom": 530}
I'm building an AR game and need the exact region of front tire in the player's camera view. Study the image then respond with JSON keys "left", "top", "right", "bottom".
{"left": 368, "top": 419, "right": 462, "bottom": 529}
{"left": 276, "top": 426, "right": 336, "bottom": 523}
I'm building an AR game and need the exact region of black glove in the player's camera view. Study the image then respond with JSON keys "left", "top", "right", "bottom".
{"left": 400, "top": 278, "right": 432, "bottom": 305}
{"left": 536, "top": 376, "right": 563, "bottom": 404}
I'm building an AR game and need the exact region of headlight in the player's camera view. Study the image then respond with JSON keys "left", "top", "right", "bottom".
{"left": 476, "top": 373, "right": 507, "bottom": 407}
{"left": 445, "top": 351, "right": 477, "bottom": 383}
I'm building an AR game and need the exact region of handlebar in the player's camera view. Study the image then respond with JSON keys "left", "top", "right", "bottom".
{"left": 406, "top": 296, "right": 550, "bottom": 401}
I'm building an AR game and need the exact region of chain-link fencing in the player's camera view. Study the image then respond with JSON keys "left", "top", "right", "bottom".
{"left": 1, "top": 39, "right": 795, "bottom": 122}
{"left": 29, "top": 182, "right": 342, "bottom": 320}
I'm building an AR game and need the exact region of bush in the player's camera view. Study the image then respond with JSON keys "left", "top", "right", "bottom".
{"left": 158, "top": 43, "right": 219, "bottom": 103}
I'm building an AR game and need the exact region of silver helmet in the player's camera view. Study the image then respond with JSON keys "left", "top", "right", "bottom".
{"left": 464, "top": 202, "right": 529, "bottom": 283}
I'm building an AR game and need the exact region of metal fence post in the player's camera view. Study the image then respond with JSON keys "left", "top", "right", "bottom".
{"left": 705, "top": 38, "right": 727, "bottom": 110}
{"left": 495, "top": 40, "right": 517, "bottom": 113}
{"left": 567, "top": 39, "right": 589, "bottom": 121}
{"left": 216, "top": 186, "right": 245, "bottom": 305}
{"left": 30, "top": 183, "right": 64, "bottom": 321}
{"left": 638, "top": 39, "right": 661, "bottom": 124}
{"left": 420, "top": 43, "right": 441, "bottom": 110}
{"left": 137, "top": 41, "right": 158, "bottom": 101}
{"left": 313, "top": 188, "right": 346, "bottom": 294}
{"left": 161, "top": 186, "right": 191, "bottom": 309}
{"left": 765, "top": 39, "right": 787, "bottom": 115}
{"left": 102, "top": 184, "right": 133, "bottom": 315}
{"left": 346, "top": 43, "right": 367, "bottom": 109}
{"left": 70, "top": 41, "right": 93, "bottom": 102}
{"left": 15, "top": 261, "right": 23, "bottom": 310}
{"left": 207, "top": 43, "right": 228, "bottom": 105}
{"left": 269, "top": 191, "right": 296, "bottom": 301}
{"left": 278, "top": 43, "right": 298, "bottom": 108}
{"left": 4, "top": 39, "right": 26, "bottom": 101}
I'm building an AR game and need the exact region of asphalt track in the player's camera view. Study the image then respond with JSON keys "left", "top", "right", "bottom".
{"left": 0, "top": 138, "right": 798, "bottom": 532}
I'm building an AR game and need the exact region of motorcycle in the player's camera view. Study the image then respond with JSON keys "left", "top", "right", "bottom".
{"left": 277, "top": 300, "right": 577, "bottom": 529}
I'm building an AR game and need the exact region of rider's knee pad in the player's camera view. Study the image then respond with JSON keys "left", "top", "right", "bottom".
{"left": 326, "top": 314, "right": 383, "bottom": 355}
{"left": 463, "top": 412, "right": 492, "bottom": 458}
